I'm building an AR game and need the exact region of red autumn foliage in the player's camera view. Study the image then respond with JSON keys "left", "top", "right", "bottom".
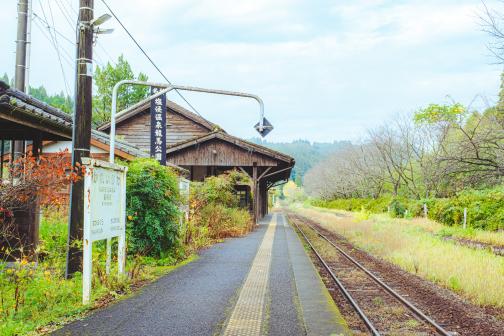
{"left": 0, "top": 150, "right": 83, "bottom": 216}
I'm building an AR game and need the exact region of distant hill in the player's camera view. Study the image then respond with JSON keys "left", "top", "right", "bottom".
{"left": 249, "top": 138, "right": 351, "bottom": 184}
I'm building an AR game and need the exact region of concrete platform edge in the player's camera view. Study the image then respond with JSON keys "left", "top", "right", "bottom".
{"left": 281, "top": 212, "right": 351, "bottom": 336}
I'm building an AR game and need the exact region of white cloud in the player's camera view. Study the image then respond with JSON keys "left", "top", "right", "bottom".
{"left": 183, "top": 0, "right": 299, "bottom": 24}
{"left": 331, "top": 1, "right": 484, "bottom": 46}
{"left": 0, "top": 0, "right": 501, "bottom": 142}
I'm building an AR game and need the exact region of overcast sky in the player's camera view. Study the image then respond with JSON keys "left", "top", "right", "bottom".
{"left": 1, "top": 0, "right": 503, "bottom": 142}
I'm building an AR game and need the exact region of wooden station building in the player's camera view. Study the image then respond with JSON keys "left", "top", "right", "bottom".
{"left": 98, "top": 99, "right": 295, "bottom": 221}
{"left": 1, "top": 79, "right": 294, "bottom": 256}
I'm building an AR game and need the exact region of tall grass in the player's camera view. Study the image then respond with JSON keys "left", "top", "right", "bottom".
{"left": 0, "top": 211, "right": 195, "bottom": 336}
{"left": 292, "top": 206, "right": 504, "bottom": 308}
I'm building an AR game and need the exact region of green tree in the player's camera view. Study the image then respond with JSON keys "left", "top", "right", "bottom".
{"left": 1, "top": 73, "right": 9, "bottom": 85}
{"left": 93, "top": 55, "right": 149, "bottom": 126}
{"left": 30, "top": 85, "right": 73, "bottom": 114}
{"left": 414, "top": 103, "right": 467, "bottom": 125}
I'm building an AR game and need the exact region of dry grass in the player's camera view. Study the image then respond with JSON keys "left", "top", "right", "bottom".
{"left": 313, "top": 205, "right": 504, "bottom": 247}
{"left": 291, "top": 205, "right": 504, "bottom": 308}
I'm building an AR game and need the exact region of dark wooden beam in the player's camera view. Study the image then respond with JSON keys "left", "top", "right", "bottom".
{"left": 252, "top": 163, "right": 258, "bottom": 224}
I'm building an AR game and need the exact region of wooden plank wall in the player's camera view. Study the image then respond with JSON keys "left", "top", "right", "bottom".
{"left": 115, "top": 110, "right": 211, "bottom": 152}
{"left": 168, "top": 139, "right": 278, "bottom": 167}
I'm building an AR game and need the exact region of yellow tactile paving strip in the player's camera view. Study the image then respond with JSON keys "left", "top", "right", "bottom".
{"left": 222, "top": 214, "right": 277, "bottom": 336}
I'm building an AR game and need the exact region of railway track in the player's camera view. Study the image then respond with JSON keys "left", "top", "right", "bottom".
{"left": 288, "top": 213, "right": 454, "bottom": 336}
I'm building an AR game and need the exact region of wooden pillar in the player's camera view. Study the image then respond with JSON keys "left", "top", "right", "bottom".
{"left": 264, "top": 186, "right": 268, "bottom": 216}
{"left": 31, "top": 137, "right": 42, "bottom": 259}
{"left": 0, "top": 140, "right": 4, "bottom": 179}
{"left": 252, "top": 163, "right": 258, "bottom": 224}
{"left": 262, "top": 184, "right": 267, "bottom": 217}
{"left": 258, "top": 181, "right": 262, "bottom": 220}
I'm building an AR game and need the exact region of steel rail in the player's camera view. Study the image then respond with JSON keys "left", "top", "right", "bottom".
{"left": 297, "top": 215, "right": 452, "bottom": 336}
{"left": 290, "top": 217, "right": 381, "bottom": 336}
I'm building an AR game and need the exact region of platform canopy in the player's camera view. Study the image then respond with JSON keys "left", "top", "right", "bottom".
{"left": 167, "top": 130, "right": 295, "bottom": 221}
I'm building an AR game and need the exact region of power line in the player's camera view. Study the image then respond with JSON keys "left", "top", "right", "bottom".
{"left": 37, "top": 1, "right": 72, "bottom": 99}
{"left": 41, "top": 0, "right": 72, "bottom": 98}
{"left": 99, "top": 0, "right": 203, "bottom": 117}
{"left": 32, "top": 18, "right": 74, "bottom": 66}
{"left": 32, "top": 12, "right": 74, "bottom": 44}
{"left": 54, "top": 0, "right": 76, "bottom": 32}
{"left": 32, "top": 12, "right": 105, "bottom": 69}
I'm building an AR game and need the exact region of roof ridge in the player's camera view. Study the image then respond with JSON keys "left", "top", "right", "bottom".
{"left": 97, "top": 98, "right": 220, "bottom": 132}
{"left": 2, "top": 85, "right": 73, "bottom": 123}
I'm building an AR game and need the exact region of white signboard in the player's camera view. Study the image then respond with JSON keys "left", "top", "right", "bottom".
{"left": 82, "top": 158, "right": 128, "bottom": 304}
{"left": 89, "top": 166, "right": 124, "bottom": 241}
{"left": 179, "top": 178, "right": 190, "bottom": 224}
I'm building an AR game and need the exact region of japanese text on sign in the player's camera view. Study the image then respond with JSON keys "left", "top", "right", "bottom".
{"left": 150, "top": 87, "right": 167, "bottom": 165}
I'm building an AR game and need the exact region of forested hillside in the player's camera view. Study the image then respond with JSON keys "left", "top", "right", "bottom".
{"left": 250, "top": 138, "right": 351, "bottom": 183}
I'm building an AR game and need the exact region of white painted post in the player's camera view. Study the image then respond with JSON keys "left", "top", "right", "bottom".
{"left": 423, "top": 204, "right": 428, "bottom": 218}
{"left": 118, "top": 167, "right": 127, "bottom": 275}
{"left": 118, "top": 234, "right": 125, "bottom": 275}
{"left": 82, "top": 171, "right": 92, "bottom": 305}
{"left": 105, "top": 239, "right": 111, "bottom": 274}
{"left": 463, "top": 208, "right": 467, "bottom": 230}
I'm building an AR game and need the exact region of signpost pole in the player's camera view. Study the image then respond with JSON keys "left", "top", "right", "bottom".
{"left": 118, "top": 170, "right": 127, "bottom": 274}
{"left": 82, "top": 169, "right": 92, "bottom": 304}
{"left": 105, "top": 239, "right": 112, "bottom": 274}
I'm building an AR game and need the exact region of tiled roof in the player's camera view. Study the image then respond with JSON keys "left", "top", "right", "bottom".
{"left": 0, "top": 81, "right": 152, "bottom": 162}
{"left": 0, "top": 81, "right": 73, "bottom": 132}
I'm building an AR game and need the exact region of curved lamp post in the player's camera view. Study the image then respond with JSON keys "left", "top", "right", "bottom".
{"left": 109, "top": 80, "right": 269, "bottom": 162}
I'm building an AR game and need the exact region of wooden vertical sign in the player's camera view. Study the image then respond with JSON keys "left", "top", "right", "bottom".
{"left": 150, "top": 87, "right": 167, "bottom": 165}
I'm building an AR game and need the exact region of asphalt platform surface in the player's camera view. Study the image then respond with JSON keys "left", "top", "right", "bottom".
{"left": 54, "top": 212, "right": 347, "bottom": 336}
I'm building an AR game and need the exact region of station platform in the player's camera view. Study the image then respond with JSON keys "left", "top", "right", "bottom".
{"left": 54, "top": 211, "right": 349, "bottom": 336}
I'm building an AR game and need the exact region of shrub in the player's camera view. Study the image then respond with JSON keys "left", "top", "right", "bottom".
{"left": 389, "top": 199, "right": 406, "bottom": 218}
{"left": 199, "top": 204, "right": 251, "bottom": 239}
{"left": 126, "top": 159, "right": 181, "bottom": 257}
{"left": 311, "top": 186, "right": 504, "bottom": 230}
{"left": 187, "top": 170, "right": 253, "bottom": 248}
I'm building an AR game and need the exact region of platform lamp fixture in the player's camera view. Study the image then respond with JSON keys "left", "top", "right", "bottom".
{"left": 91, "top": 13, "right": 114, "bottom": 43}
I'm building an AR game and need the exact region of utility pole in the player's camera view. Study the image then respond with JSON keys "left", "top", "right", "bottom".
{"left": 66, "top": 0, "right": 94, "bottom": 278}
{"left": 13, "top": 0, "right": 29, "bottom": 160}
{"left": 15, "top": 0, "right": 28, "bottom": 91}
{"left": 13, "top": 0, "right": 39, "bottom": 257}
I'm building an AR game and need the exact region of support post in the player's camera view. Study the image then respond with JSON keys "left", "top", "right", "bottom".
{"left": 463, "top": 208, "right": 467, "bottom": 230}
{"left": 252, "top": 163, "right": 258, "bottom": 224}
{"left": 118, "top": 169, "right": 127, "bottom": 275}
{"left": 31, "top": 137, "right": 41, "bottom": 258}
{"left": 15, "top": 0, "right": 28, "bottom": 91}
{"left": 66, "top": 0, "right": 94, "bottom": 278}
{"left": 0, "top": 140, "right": 4, "bottom": 179}
{"left": 13, "top": 0, "right": 29, "bottom": 163}
{"left": 82, "top": 169, "right": 92, "bottom": 304}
